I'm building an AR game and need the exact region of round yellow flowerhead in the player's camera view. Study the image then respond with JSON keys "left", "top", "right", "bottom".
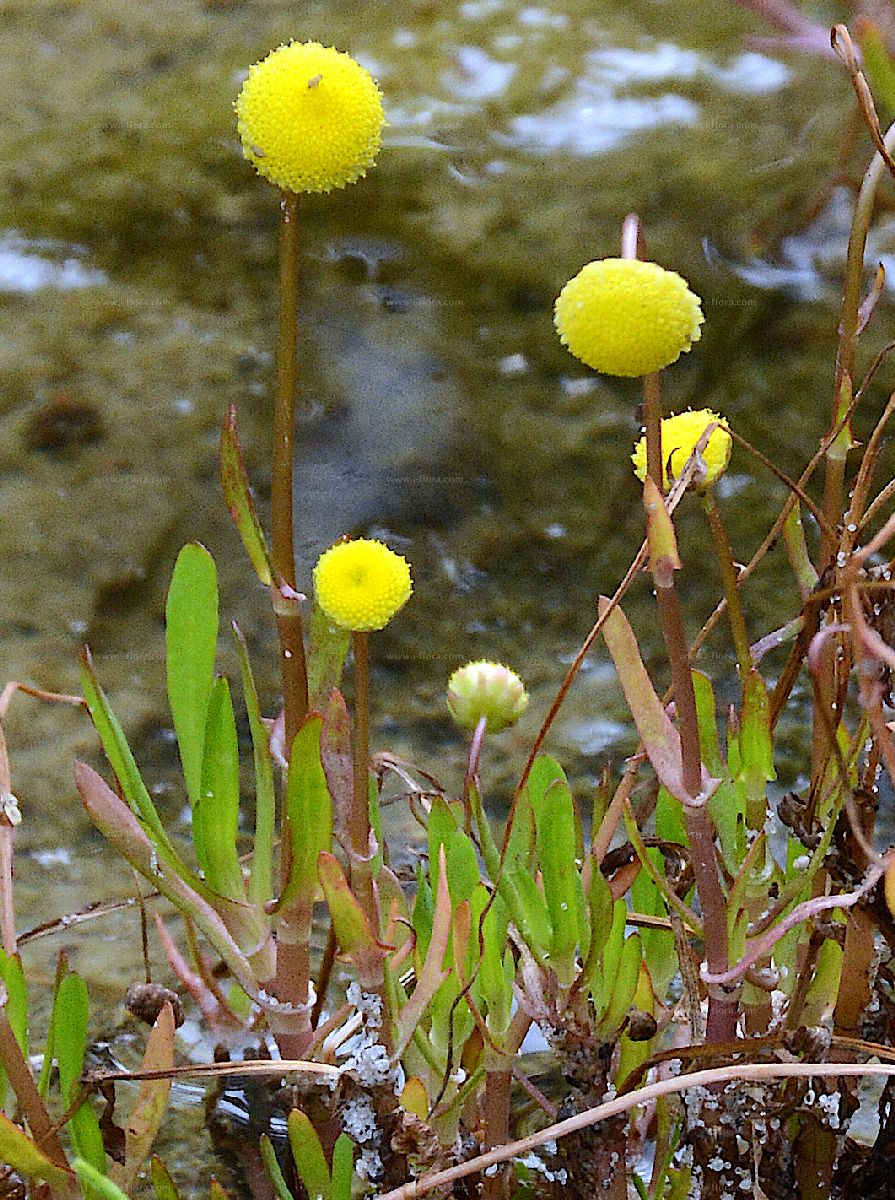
{"left": 554, "top": 258, "right": 704, "bottom": 377}
{"left": 314, "top": 538, "right": 412, "bottom": 632}
{"left": 236, "top": 41, "right": 385, "bottom": 194}
{"left": 632, "top": 409, "right": 732, "bottom": 491}
{"left": 447, "top": 661, "right": 529, "bottom": 735}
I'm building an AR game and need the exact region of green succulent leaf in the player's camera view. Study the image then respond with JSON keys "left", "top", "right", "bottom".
{"left": 151, "top": 1156, "right": 181, "bottom": 1200}
{"left": 735, "top": 669, "right": 776, "bottom": 829}
{"left": 166, "top": 543, "right": 219, "bottom": 810}
{"left": 480, "top": 889, "right": 512, "bottom": 1034}
{"left": 0, "top": 949, "right": 27, "bottom": 1107}
{"left": 279, "top": 715, "right": 333, "bottom": 915}
{"left": 307, "top": 603, "right": 351, "bottom": 708}
{"left": 220, "top": 405, "right": 273, "bottom": 586}
{"left": 536, "top": 778, "right": 580, "bottom": 985}
{"left": 528, "top": 755, "right": 568, "bottom": 814}
{"left": 507, "top": 866, "right": 553, "bottom": 958}
{"left": 443, "top": 829, "right": 480, "bottom": 907}
{"left": 80, "top": 650, "right": 182, "bottom": 868}
{"left": 53, "top": 973, "right": 106, "bottom": 1182}
{"left": 233, "top": 623, "right": 275, "bottom": 907}
{"left": 577, "top": 858, "right": 613, "bottom": 994}
{"left": 412, "top": 865, "right": 434, "bottom": 964}
{"left": 0, "top": 1113, "right": 72, "bottom": 1188}
{"left": 427, "top": 797, "right": 458, "bottom": 871}
{"left": 595, "top": 900, "right": 628, "bottom": 1018}
{"left": 631, "top": 857, "right": 676, "bottom": 999}
{"left": 288, "top": 1109, "right": 331, "bottom": 1200}
{"left": 330, "top": 1134, "right": 355, "bottom": 1200}
{"left": 194, "top": 676, "right": 245, "bottom": 901}
{"left": 260, "top": 1135, "right": 295, "bottom": 1200}
{"left": 600, "top": 932, "right": 643, "bottom": 1037}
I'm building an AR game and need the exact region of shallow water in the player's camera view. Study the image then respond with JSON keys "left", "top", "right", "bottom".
{"left": 2, "top": 0, "right": 895, "bottom": 1186}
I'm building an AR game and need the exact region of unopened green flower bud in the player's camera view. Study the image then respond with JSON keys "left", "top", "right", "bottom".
{"left": 447, "top": 661, "right": 529, "bottom": 734}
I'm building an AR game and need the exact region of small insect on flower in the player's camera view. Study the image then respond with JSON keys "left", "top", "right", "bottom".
{"left": 236, "top": 41, "right": 385, "bottom": 194}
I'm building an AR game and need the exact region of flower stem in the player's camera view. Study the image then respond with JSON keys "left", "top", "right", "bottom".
{"left": 626, "top": 207, "right": 732, "bottom": 1037}
{"left": 654, "top": 545, "right": 735, "bottom": 1042}
{"left": 350, "top": 631, "right": 376, "bottom": 929}
{"left": 272, "top": 190, "right": 309, "bottom": 746}
{"left": 482, "top": 1054, "right": 512, "bottom": 1200}
{"left": 271, "top": 189, "right": 310, "bottom": 1048}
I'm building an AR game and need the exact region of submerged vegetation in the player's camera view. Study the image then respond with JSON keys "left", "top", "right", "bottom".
{"left": 8, "top": 7, "right": 895, "bottom": 1200}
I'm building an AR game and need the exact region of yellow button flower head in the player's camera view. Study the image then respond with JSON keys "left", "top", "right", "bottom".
{"left": 236, "top": 41, "right": 385, "bottom": 194}
{"left": 632, "top": 409, "right": 732, "bottom": 491}
{"left": 314, "top": 538, "right": 412, "bottom": 632}
{"left": 554, "top": 258, "right": 703, "bottom": 377}
{"left": 447, "top": 661, "right": 529, "bottom": 734}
